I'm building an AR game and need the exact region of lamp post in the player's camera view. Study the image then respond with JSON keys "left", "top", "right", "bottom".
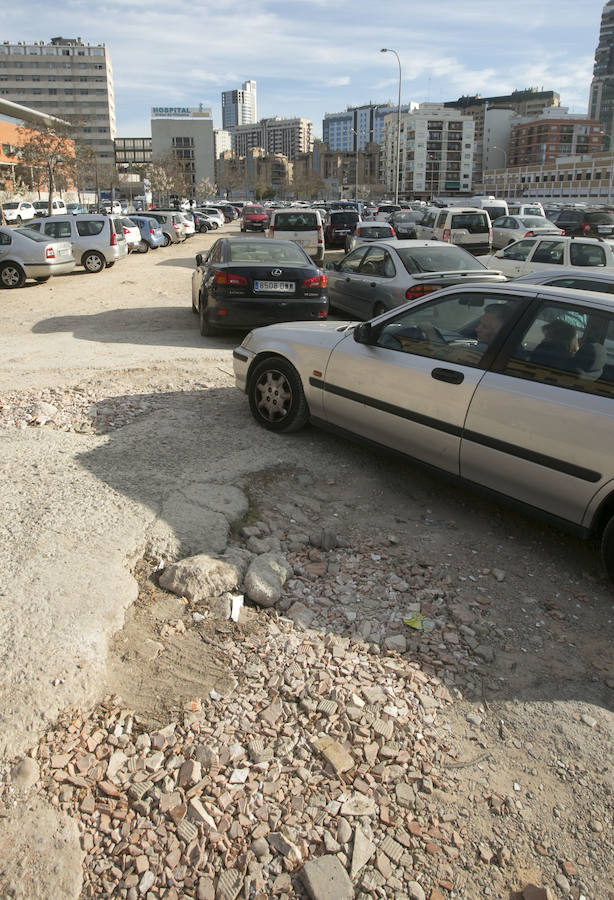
{"left": 380, "top": 48, "right": 402, "bottom": 205}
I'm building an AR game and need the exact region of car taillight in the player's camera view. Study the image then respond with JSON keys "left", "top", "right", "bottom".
{"left": 524, "top": 230, "right": 534, "bottom": 237}
{"left": 110, "top": 231, "right": 117, "bottom": 246}
{"left": 302, "top": 274, "right": 328, "bottom": 289}
{"left": 559, "top": 228, "right": 565, "bottom": 235}
{"left": 405, "top": 284, "right": 440, "bottom": 300}
{"left": 442, "top": 228, "right": 451, "bottom": 242}
{"left": 123, "top": 226, "right": 129, "bottom": 234}
{"left": 214, "top": 270, "right": 248, "bottom": 286}
{"left": 317, "top": 310, "right": 328, "bottom": 318}
{"left": 269, "top": 225, "right": 274, "bottom": 234}
{"left": 45, "top": 246, "right": 55, "bottom": 259}
{"left": 389, "top": 227, "right": 395, "bottom": 236}
{"left": 149, "top": 228, "right": 155, "bottom": 236}
{"left": 583, "top": 222, "right": 591, "bottom": 232}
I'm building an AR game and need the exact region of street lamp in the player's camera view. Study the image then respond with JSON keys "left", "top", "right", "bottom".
{"left": 380, "top": 48, "right": 402, "bottom": 205}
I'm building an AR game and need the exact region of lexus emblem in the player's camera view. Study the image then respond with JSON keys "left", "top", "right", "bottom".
{"left": 271, "top": 268, "right": 282, "bottom": 277}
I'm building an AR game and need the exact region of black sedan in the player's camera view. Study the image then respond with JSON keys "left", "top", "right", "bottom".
{"left": 191, "top": 237, "right": 329, "bottom": 335}
{"left": 390, "top": 210, "right": 421, "bottom": 239}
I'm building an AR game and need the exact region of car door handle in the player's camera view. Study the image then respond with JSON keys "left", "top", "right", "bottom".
{"left": 345, "top": 277, "right": 351, "bottom": 282}
{"left": 431, "top": 367, "right": 464, "bottom": 384}
{"left": 369, "top": 282, "right": 376, "bottom": 288}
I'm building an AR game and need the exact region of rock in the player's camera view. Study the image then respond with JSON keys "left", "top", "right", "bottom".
{"left": 383, "top": 634, "right": 407, "bottom": 653}
{"left": 554, "top": 873, "right": 571, "bottom": 893}
{"left": 337, "top": 818, "right": 352, "bottom": 845}
{"left": 215, "top": 868, "right": 243, "bottom": 900}
{"left": 350, "top": 825, "right": 375, "bottom": 878}
{"left": 492, "top": 568, "right": 506, "bottom": 582}
{"left": 286, "top": 601, "right": 316, "bottom": 629}
{"left": 340, "top": 792, "right": 376, "bottom": 816}
{"left": 313, "top": 736, "right": 355, "bottom": 774}
{"left": 244, "top": 553, "right": 292, "bottom": 607}
{"left": 159, "top": 553, "right": 246, "bottom": 601}
{"left": 251, "top": 838, "right": 269, "bottom": 859}
{"left": 11, "top": 757, "right": 40, "bottom": 792}
{"left": 300, "top": 855, "right": 353, "bottom": 900}
{"left": 268, "top": 831, "right": 303, "bottom": 864}
{"left": 581, "top": 713, "right": 597, "bottom": 728}
{"left": 407, "top": 882, "right": 426, "bottom": 900}
{"left": 522, "top": 886, "right": 553, "bottom": 900}
{"left": 310, "top": 529, "right": 338, "bottom": 551}
{"left": 475, "top": 644, "right": 495, "bottom": 662}
{"left": 139, "top": 870, "right": 155, "bottom": 894}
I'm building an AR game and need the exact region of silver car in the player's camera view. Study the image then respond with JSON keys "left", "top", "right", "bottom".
{"left": 491, "top": 215, "right": 563, "bottom": 250}
{"left": 345, "top": 222, "right": 396, "bottom": 253}
{"left": 234, "top": 282, "right": 614, "bottom": 577}
{"left": 0, "top": 225, "right": 75, "bottom": 287}
{"left": 24, "top": 214, "right": 128, "bottom": 272}
{"left": 512, "top": 267, "right": 614, "bottom": 294}
{"left": 327, "top": 240, "right": 506, "bottom": 319}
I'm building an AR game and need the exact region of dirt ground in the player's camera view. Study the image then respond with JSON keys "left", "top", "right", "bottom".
{"left": 1, "top": 223, "right": 613, "bottom": 898}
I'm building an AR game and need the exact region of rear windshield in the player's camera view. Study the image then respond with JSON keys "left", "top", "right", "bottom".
{"left": 76, "top": 220, "right": 104, "bottom": 236}
{"left": 519, "top": 216, "right": 554, "bottom": 228}
{"left": 378, "top": 205, "right": 401, "bottom": 213}
{"left": 518, "top": 207, "right": 543, "bottom": 216}
{"left": 357, "top": 226, "right": 393, "bottom": 238}
{"left": 397, "top": 245, "right": 486, "bottom": 274}
{"left": 331, "top": 211, "right": 360, "bottom": 224}
{"left": 274, "top": 213, "right": 318, "bottom": 230}
{"left": 586, "top": 212, "right": 614, "bottom": 224}
{"left": 483, "top": 205, "right": 507, "bottom": 220}
{"left": 3, "top": 202, "right": 18, "bottom": 209}
{"left": 14, "top": 228, "right": 49, "bottom": 242}
{"left": 244, "top": 207, "right": 266, "bottom": 215}
{"left": 450, "top": 213, "right": 490, "bottom": 234}
{"left": 229, "top": 241, "right": 307, "bottom": 264}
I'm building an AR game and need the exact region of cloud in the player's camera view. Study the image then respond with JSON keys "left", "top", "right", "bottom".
{"left": 329, "top": 76, "right": 351, "bottom": 87}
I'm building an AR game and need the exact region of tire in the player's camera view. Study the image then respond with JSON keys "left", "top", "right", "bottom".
{"left": 162, "top": 233, "right": 172, "bottom": 247}
{"left": 82, "top": 251, "right": 106, "bottom": 273}
{"left": 199, "top": 224, "right": 209, "bottom": 233}
{"left": 601, "top": 516, "right": 614, "bottom": 580}
{"left": 138, "top": 240, "right": 149, "bottom": 253}
{"left": 210, "top": 222, "right": 218, "bottom": 230}
{"left": 373, "top": 301, "right": 387, "bottom": 318}
{"left": 15, "top": 216, "right": 22, "bottom": 225}
{"left": 248, "top": 357, "right": 309, "bottom": 433}
{"left": 0, "top": 262, "right": 26, "bottom": 289}
{"left": 35, "top": 276, "right": 51, "bottom": 283}
{"left": 199, "top": 295, "right": 216, "bottom": 336}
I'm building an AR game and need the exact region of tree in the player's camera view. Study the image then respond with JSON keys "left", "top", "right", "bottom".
{"left": 148, "top": 153, "right": 190, "bottom": 205}
{"left": 17, "top": 122, "right": 75, "bottom": 216}
{"left": 196, "top": 177, "right": 216, "bottom": 201}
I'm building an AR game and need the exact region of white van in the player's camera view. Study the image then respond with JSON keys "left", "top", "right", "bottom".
{"left": 507, "top": 201, "right": 545, "bottom": 218}
{"left": 431, "top": 207, "right": 492, "bottom": 255}
{"left": 33, "top": 199, "right": 67, "bottom": 217}
{"left": 268, "top": 207, "right": 325, "bottom": 265}
{"left": 465, "top": 196, "right": 509, "bottom": 222}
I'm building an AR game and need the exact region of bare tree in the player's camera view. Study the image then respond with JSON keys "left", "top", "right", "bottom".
{"left": 196, "top": 177, "right": 216, "bottom": 201}
{"left": 17, "top": 122, "right": 75, "bottom": 216}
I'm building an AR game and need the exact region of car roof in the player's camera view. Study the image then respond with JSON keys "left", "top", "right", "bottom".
{"left": 446, "top": 280, "right": 614, "bottom": 311}
{"left": 513, "top": 267, "right": 614, "bottom": 283}
{"left": 225, "top": 236, "right": 299, "bottom": 247}
{"left": 375, "top": 239, "right": 470, "bottom": 248}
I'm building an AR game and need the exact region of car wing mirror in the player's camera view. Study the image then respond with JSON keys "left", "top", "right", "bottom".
{"left": 195, "top": 253, "right": 203, "bottom": 266}
{"left": 494, "top": 249, "right": 504, "bottom": 258}
{"left": 353, "top": 322, "right": 373, "bottom": 344}
{"left": 326, "top": 261, "right": 339, "bottom": 271}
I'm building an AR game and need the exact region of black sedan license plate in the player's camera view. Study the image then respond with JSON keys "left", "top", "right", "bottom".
{"left": 254, "top": 280, "right": 294, "bottom": 292}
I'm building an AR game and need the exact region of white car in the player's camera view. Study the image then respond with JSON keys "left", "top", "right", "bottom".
{"left": 2, "top": 201, "right": 37, "bottom": 224}
{"left": 120, "top": 217, "right": 141, "bottom": 252}
{"left": 197, "top": 207, "right": 225, "bottom": 228}
{"left": 485, "top": 236, "right": 614, "bottom": 277}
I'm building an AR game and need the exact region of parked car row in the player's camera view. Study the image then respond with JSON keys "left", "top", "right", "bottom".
{"left": 0, "top": 208, "right": 229, "bottom": 288}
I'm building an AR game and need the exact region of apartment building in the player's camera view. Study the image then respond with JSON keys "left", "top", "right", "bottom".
{"left": 0, "top": 37, "right": 116, "bottom": 162}
{"left": 232, "top": 117, "right": 313, "bottom": 161}
{"left": 509, "top": 108, "right": 604, "bottom": 167}
{"left": 589, "top": 1, "right": 614, "bottom": 148}
{"left": 114, "top": 137, "right": 152, "bottom": 166}
{"left": 323, "top": 102, "right": 417, "bottom": 152}
{"left": 221, "top": 80, "right": 257, "bottom": 130}
{"left": 382, "top": 103, "right": 474, "bottom": 198}
{"left": 216, "top": 147, "right": 291, "bottom": 197}
{"left": 445, "top": 88, "right": 560, "bottom": 183}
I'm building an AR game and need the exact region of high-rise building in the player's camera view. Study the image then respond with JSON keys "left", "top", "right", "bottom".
{"left": 0, "top": 37, "right": 116, "bottom": 162}
{"left": 323, "top": 102, "right": 417, "bottom": 152}
{"left": 589, "top": 1, "right": 614, "bottom": 148}
{"left": 221, "top": 80, "right": 257, "bottom": 130}
{"left": 233, "top": 117, "right": 312, "bottom": 161}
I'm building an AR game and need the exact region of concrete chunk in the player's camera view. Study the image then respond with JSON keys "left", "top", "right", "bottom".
{"left": 300, "top": 855, "right": 353, "bottom": 900}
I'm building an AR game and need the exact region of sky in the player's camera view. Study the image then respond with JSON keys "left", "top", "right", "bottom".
{"left": 4, "top": 0, "right": 608, "bottom": 138}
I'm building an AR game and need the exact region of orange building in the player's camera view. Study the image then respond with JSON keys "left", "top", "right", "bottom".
{"left": 0, "top": 121, "right": 22, "bottom": 189}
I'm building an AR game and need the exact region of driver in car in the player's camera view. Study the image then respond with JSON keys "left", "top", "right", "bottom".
{"left": 474, "top": 303, "right": 509, "bottom": 349}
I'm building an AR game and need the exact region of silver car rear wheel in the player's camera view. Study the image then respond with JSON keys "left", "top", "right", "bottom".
{"left": 248, "top": 358, "right": 309, "bottom": 433}
{"left": 83, "top": 251, "right": 105, "bottom": 273}
{"left": 0, "top": 262, "right": 26, "bottom": 288}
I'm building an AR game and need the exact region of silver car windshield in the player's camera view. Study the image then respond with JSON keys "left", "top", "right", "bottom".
{"left": 397, "top": 246, "right": 487, "bottom": 274}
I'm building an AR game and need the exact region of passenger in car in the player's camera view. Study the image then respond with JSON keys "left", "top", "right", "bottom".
{"left": 474, "top": 303, "right": 509, "bottom": 347}
{"left": 530, "top": 319, "right": 579, "bottom": 369}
